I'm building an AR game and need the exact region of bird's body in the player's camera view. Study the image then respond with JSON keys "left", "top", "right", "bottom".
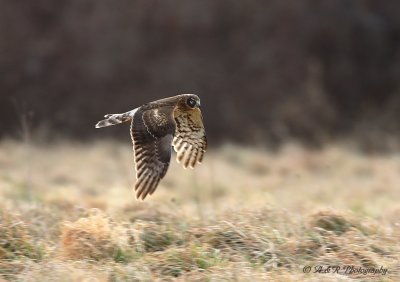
{"left": 95, "top": 94, "right": 207, "bottom": 200}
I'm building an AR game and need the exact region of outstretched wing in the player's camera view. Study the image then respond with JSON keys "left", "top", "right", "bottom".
{"left": 130, "top": 106, "right": 176, "bottom": 200}
{"left": 172, "top": 108, "right": 207, "bottom": 169}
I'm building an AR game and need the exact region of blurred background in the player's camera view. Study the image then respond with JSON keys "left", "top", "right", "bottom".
{"left": 1, "top": 0, "right": 400, "bottom": 148}
{"left": 1, "top": 2, "right": 400, "bottom": 280}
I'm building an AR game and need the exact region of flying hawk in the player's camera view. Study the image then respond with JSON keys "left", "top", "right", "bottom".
{"left": 95, "top": 94, "right": 207, "bottom": 200}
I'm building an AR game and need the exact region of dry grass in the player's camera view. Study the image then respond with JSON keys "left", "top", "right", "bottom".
{"left": 0, "top": 140, "right": 399, "bottom": 281}
{"left": 59, "top": 209, "right": 133, "bottom": 261}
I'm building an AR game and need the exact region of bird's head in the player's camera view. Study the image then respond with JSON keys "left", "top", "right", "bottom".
{"left": 179, "top": 94, "right": 201, "bottom": 110}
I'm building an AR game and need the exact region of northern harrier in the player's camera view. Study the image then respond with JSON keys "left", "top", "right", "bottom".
{"left": 95, "top": 94, "right": 207, "bottom": 200}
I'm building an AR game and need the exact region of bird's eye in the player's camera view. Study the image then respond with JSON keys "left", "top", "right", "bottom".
{"left": 187, "top": 97, "right": 197, "bottom": 108}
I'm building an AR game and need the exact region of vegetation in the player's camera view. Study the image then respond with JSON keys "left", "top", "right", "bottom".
{"left": 0, "top": 140, "right": 399, "bottom": 281}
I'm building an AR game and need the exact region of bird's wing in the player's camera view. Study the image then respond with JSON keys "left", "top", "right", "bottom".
{"left": 172, "top": 107, "right": 207, "bottom": 168}
{"left": 130, "top": 106, "right": 176, "bottom": 200}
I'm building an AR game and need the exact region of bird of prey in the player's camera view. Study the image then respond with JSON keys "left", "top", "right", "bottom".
{"left": 95, "top": 94, "right": 207, "bottom": 200}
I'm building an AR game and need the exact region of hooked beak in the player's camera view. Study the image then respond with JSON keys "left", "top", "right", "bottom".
{"left": 196, "top": 100, "right": 201, "bottom": 108}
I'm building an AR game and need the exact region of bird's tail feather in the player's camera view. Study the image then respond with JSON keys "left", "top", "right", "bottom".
{"left": 95, "top": 109, "right": 137, "bottom": 128}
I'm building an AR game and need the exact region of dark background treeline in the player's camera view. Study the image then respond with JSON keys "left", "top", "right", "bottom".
{"left": 1, "top": 0, "right": 399, "bottom": 148}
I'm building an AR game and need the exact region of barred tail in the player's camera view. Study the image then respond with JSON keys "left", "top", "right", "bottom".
{"left": 95, "top": 109, "right": 137, "bottom": 128}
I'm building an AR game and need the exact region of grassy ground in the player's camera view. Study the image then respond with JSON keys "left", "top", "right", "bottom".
{"left": 0, "top": 140, "right": 399, "bottom": 281}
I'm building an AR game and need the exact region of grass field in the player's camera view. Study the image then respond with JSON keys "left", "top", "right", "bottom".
{"left": 0, "top": 140, "right": 399, "bottom": 281}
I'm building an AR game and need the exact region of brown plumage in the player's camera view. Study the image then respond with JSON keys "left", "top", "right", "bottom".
{"left": 95, "top": 94, "right": 207, "bottom": 200}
